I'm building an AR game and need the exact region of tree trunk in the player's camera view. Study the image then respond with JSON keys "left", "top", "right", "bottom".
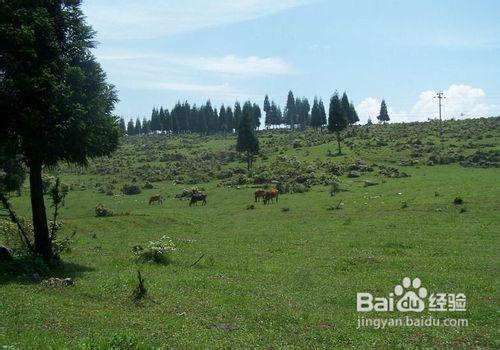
{"left": 336, "top": 131, "right": 342, "bottom": 154}
{"left": 246, "top": 152, "right": 251, "bottom": 171}
{"left": 29, "top": 160, "right": 53, "bottom": 263}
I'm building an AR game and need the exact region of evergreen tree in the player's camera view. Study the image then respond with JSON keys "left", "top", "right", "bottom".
{"left": 319, "top": 99, "right": 327, "bottom": 129}
{"left": 341, "top": 92, "right": 351, "bottom": 125}
{"left": 127, "top": 119, "right": 135, "bottom": 135}
{"left": 162, "top": 109, "right": 170, "bottom": 133}
{"left": 119, "top": 118, "right": 127, "bottom": 134}
{"left": 252, "top": 103, "right": 261, "bottom": 130}
{"left": 284, "top": 91, "right": 296, "bottom": 129}
{"left": 263, "top": 94, "right": 271, "bottom": 119}
{"left": 377, "top": 99, "right": 390, "bottom": 123}
{"left": 225, "top": 106, "right": 234, "bottom": 132}
{"left": 328, "top": 93, "right": 348, "bottom": 154}
{"left": 135, "top": 118, "right": 142, "bottom": 135}
{"left": 141, "top": 118, "right": 150, "bottom": 134}
{"left": 218, "top": 105, "right": 227, "bottom": 133}
{"left": 236, "top": 107, "right": 259, "bottom": 171}
{"left": 0, "top": 0, "right": 119, "bottom": 262}
{"left": 367, "top": 117, "right": 373, "bottom": 125}
{"left": 233, "top": 102, "right": 242, "bottom": 131}
{"left": 349, "top": 102, "right": 359, "bottom": 124}
{"left": 310, "top": 98, "right": 321, "bottom": 128}
{"left": 150, "top": 108, "right": 160, "bottom": 132}
{"left": 297, "top": 98, "right": 310, "bottom": 129}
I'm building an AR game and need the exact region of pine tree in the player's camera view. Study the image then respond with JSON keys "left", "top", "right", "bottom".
{"left": 225, "top": 107, "right": 234, "bottom": 132}
{"left": 236, "top": 107, "right": 259, "bottom": 171}
{"left": 150, "top": 108, "right": 160, "bottom": 132}
{"left": 341, "top": 92, "right": 351, "bottom": 125}
{"left": 328, "top": 93, "right": 348, "bottom": 154}
{"left": 218, "top": 105, "right": 227, "bottom": 133}
{"left": 263, "top": 94, "right": 271, "bottom": 117}
{"left": 319, "top": 99, "right": 327, "bottom": 129}
{"left": 0, "top": 0, "right": 119, "bottom": 262}
{"left": 310, "top": 98, "right": 321, "bottom": 128}
{"left": 142, "top": 118, "right": 150, "bottom": 134}
{"left": 135, "top": 118, "right": 142, "bottom": 135}
{"left": 367, "top": 117, "right": 373, "bottom": 125}
{"left": 252, "top": 103, "right": 261, "bottom": 130}
{"left": 298, "top": 98, "right": 310, "bottom": 129}
{"left": 233, "top": 102, "right": 242, "bottom": 131}
{"left": 349, "top": 103, "right": 359, "bottom": 124}
{"left": 127, "top": 119, "right": 135, "bottom": 135}
{"left": 284, "top": 91, "right": 296, "bottom": 129}
{"left": 377, "top": 99, "right": 390, "bottom": 123}
{"left": 119, "top": 118, "right": 127, "bottom": 134}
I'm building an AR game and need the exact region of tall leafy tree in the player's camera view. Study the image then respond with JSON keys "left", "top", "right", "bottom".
{"left": 0, "top": 0, "right": 119, "bottom": 262}
{"left": 236, "top": 108, "right": 259, "bottom": 171}
{"left": 328, "top": 93, "right": 348, "bottom": 154}
{"left": 377, "top": 99, "right": 390, "bottom": 123}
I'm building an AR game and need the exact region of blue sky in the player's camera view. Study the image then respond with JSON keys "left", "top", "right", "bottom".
{"left": 82, "top": 0, "right": 500, "bottom": 124}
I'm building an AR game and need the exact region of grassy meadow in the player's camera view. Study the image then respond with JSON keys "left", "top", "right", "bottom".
{"left": 1, "top": 118, "right": 499, "bottom": 348}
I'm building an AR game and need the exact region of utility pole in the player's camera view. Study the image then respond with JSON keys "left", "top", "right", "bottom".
{"left": 434, "top": 92, "right": 446, "bottom": 140}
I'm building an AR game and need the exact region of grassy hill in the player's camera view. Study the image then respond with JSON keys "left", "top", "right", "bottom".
{"left": 1, "top": 118, "right": 499, "bottom": 348}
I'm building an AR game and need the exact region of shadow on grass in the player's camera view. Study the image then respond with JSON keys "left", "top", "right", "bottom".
{"left": 0, "top": 256, "right": 95, "bottom": 286}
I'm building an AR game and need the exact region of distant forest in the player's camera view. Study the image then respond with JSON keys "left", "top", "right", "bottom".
{"left": 119, "top": 91, "right": 389, "bottom": 135}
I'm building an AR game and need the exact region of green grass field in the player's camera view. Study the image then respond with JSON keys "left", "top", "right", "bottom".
{"left": 1, "top": 119, "right": 499, "bottom": 348}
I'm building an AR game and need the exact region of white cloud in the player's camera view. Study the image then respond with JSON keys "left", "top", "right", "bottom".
{"left": 357, "top": 84, "right": 498, "bottom": 124}
{"left": 356, "top": 97, "right": 381, "bottom": 123}
{"left": 83, "top": 0, "right": 317, "bottom": 40}
{"left": 97, "top": 50, "right": 293, "bottom": 77}
{"left": 170, "top": 55, "right": 293, "bottom": 76}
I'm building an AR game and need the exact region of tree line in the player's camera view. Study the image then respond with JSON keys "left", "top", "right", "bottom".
{"left": 120, "top": 90, "right": 393, "bottom": 136}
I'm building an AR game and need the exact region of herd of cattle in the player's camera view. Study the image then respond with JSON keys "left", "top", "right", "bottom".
{"left": 148, "top": 188, "right": 279, "bottom": 206}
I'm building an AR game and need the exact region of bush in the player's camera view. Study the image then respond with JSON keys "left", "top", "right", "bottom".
{"left": 133, "top": 236, "right": 176, "bottom": 264}
{"left": 453, "top": 197, "right": 464, "bottom": 205}
{"left": 122, "top": 184, "right": 141, "bottom": 195}
{"left": 95, "top": 203, "right": 113, "bottom": 217}
{"left": 330, "top": 180, "right": 341, "bottom": 196}
{"left": 143, "top": 182, "right": 154, "bottom": 189}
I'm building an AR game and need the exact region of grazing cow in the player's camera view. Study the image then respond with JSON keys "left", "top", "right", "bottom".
{"left": 254, "top": 188, "right": 266, "bottom": 202}
{"left": 263, "top": 189, "right": 279, "bottom": 204}
{"left": 149, "top": 194, "right": 163, "bottom": 205}
{"left": 189, "top": 192, "right": 207, "bottom": 206}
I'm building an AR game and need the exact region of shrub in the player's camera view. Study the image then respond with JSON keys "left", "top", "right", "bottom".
{"left": 143, "top": 182, "right": 154, "bottom": 189}
{"left": 453, "top": 197, "right": 464, "bottom": 205}
{"left": 133, "top": 235, "right": 176, "bottom": 264}
{"left": 122, "top": 184, "right": 141, "bottom": 195}
{"left": 330, "top": 179, "right": 341, "bottom": 196}
{"left": 95, "top": 203, "right": 113, "bottom": 217}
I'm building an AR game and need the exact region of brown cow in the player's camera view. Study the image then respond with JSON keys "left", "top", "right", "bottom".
{"left": 149, "top": 194, "right": 163, "bottom": 205}
{"left": 254, "top": 188, "right": 266, "bottom": 202}
{"left": 263, "top": 189, "right": 279, "bottom": 204}
{"left": 189, "top": 192, "right": 207, "bottom": 206}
